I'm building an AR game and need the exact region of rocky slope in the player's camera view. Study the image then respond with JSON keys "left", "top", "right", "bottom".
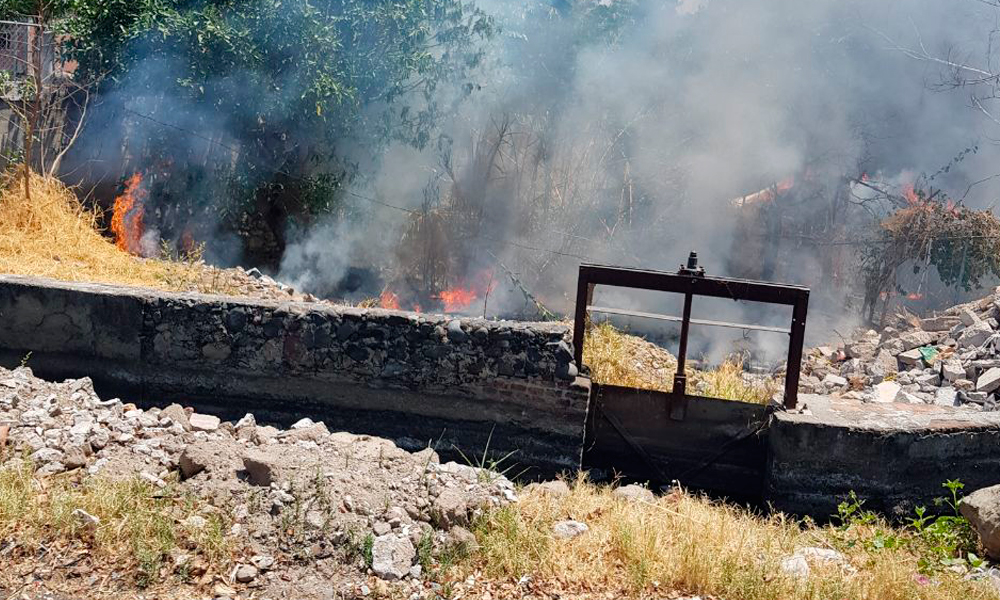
{"left": 0, "top": 365, "right": 515, "bottom": 599}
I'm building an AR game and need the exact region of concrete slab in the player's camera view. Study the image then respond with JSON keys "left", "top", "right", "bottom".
{"left": 768, "top": 394, "right": 1000, "bottom": 517}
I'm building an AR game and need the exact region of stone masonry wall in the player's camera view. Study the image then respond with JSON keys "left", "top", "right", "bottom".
{"left": 0, "top": 275, "right": 590, "bottom": 475}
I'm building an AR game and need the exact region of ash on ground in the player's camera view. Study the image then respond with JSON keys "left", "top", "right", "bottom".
{"left": 802, "top": 288, "right": 1000, "bottom": 410}
{"left": 0, "top": 365, "right": 515, "bottom": 599}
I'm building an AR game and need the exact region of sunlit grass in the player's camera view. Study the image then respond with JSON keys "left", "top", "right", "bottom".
{"left": 583, "top": 320, "right": 778, "bottom": 404}
{"left": 460, "top": 476, "right": 998, "bottom": 600}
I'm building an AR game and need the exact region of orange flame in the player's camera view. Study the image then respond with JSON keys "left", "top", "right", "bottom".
{"left": 439, "top": 270, "right": 496, "bottom": 313}
{"left": 440, "top": 286, "right": 478, "bottom": 312}
{"left": 902, "top": 183, "right": 920, "bottom": 205}
{"left": 111, "top": 173, "right": 147, "bottom": 254}
{"left": 379, "top": 290, "right": 401, "bottom": 310}
{"left": 776, "top": 176, "right": 794, "bottom": 193}
{"left": 906, "top": 293, "right": 924, "bottom": 301}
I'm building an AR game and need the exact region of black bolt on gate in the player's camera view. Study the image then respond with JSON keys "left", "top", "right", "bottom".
{"left": 573, "top": 252, "right": 810, "bottom": 414}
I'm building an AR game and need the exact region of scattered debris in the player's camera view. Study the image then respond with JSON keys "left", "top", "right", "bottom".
{"left": 0, "top": 364, "right": 517, "bottom": 598}
{"left": 800, "top": 287, "right": 1000, "bottom": 411}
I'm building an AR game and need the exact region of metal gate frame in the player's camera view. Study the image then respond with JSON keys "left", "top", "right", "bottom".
{"left": 574, "top": 256, "right": 811, "bottom": 492}
{"left": 573, "top": 256, "right": 810, "bottom": 411}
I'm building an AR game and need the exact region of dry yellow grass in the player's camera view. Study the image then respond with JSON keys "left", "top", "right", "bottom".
{"left": 458, "top": 477, "right": 998, "bottom": 600}
{"left": 0, "top": 170, "right": 223, "bottom": 292}
{"left": 583, "top": 321, "right": 778, "bottom": 404}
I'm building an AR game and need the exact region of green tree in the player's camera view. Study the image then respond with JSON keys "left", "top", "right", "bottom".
{"left": 35, "top": 0, "right": 492, "bottom": 258}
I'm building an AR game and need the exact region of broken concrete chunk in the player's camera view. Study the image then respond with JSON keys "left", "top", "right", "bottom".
{"left": 960, "top": 321, "right": 994, "bottom": 348}
{"left": 978, "top": 367, "right": 1000, "bottom": 394}
{"left": 898, "top": 330, "right": 935, "bottom": 351}
{"left": 897, "top": 349, "right": 924, "bottom": 368}
{"left": 960, "top": 307, "right": 982, "bottom": 327}
{"left": 188, "top": 413, "right": 220, "bottom": 432}
{"left": 872, "top": 380, "right": 901, "bottom": 404}
{"left": 873, "top": 350, "right": 899, "bottom": 377}
{"left": 960, "top": 484, "right": 1000, "bottom": 560}
{"left": 160, "top": 404, "right": 191, "bottom": 431}
{"left": 243, "top": 451, "right": 282, "bottom": 486}
{"left": 921, "top": 316, "right": 961, "bottom": 332}
{"left": 371, "top": 534, "right": 416, "bottom": 580}
{"left": 934, "top": 387, "right": 958, "bottom": 407}
{"left": 179, "top": 441, "right": 216, "bottom": 479}
{"left": 822, "top": 374, "right": 848, "bottom": 388}
{"left": 942, "top": 361, "right": 966, "bottom": 383}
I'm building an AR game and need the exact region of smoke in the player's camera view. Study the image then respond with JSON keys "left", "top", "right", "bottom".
{"left": 323, "top": 0, "right": 1000, "bottom": 359}
{"left": 63, "top": 0, "right": 1000, "bottom": 360}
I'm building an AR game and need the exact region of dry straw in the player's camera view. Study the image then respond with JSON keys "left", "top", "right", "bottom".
{"left": 465, "top": 477, "right": 998, "bottom": 600}
{"left": 0, "top": 171, "right": 213, "bottom": 291}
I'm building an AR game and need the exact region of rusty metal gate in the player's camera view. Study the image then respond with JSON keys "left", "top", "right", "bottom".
{"left": 575, "top": 254, "right": 810, "bottom": 497}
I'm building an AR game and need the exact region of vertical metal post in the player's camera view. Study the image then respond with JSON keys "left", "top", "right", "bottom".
{"left": 783, "top": 292, "right": 809, "bottom": 409}
{"left": 573, "top": 272, "right": 594, "bottom": 368}
{"left": 672, "top": 292, "right": 693, "bottom": 396}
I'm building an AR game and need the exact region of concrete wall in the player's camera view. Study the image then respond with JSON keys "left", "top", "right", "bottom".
{"left": 767, "top": 394, "right": 1000, "bottom": 518}
{"left": 0, "top": 275, "right": 590, "bottom": 476}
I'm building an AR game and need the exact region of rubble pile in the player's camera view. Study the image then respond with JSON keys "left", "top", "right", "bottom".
{"left": 0, "top": 365, "right": 516, "bottom": 598}
{"left": 801, "top": 290, "right": 1000, "bottom": 410}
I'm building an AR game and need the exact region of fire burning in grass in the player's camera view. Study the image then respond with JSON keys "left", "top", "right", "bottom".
{"left": 376, "top": 269, "right": 497, "bottom": 314}
{"left": 111, "top": 173, "right": 147, "bottom": 255}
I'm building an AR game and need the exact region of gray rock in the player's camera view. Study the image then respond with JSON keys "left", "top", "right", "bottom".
{"left": 73, "top": 508, "right": 100, "bottom": 532}
{"left": 978, "top": 367, "right": 1000, "bottom": 393}
{"left": 243, "top": 451, "right": 281, "bottom": 486}
{"left": 160, "top": 404, "right": 191, "bottom": 431}
{"left": 552, "top": 520, "right": 589, "bottom": 539}
{"left": 934, "top": 387, "right": 958, "bottom": 407}
{"left": 897, "top": 349, "right": 924, "bottom": 368}
{"left": 612, "top": 484, "right": 656, "bottom": 503}
{"left": 960, "top": 307, "right": 982, "bottom": 327}
{"left": 250, "top": 555, "right": 275, "bottom": 571}
{"left": 960, "top": 484, "right": 1000, "bottom": 560}
{"left": 30, "top": 447, "right": 63, "bottom": 464}
{"left": 234, "top": 564, "right": 258, "bottom": 583}
{"left": 446, "top": 526, "right": 478, "bottom": 550}
{"left": 527, "top": 480, "right": 571, "bottom": 498}
{"left": 899, "top": 330, "right": 934, "bottom": 351}
{"left": 960, "top": 321, "right": 994, "bottom": 348}
{"left": 371, "top": 534, "right": 416, "bottom": 580}
{"left": 179, "top": 441, "right": 216, "bottom": 479}
{"left": 431, "top": 488, "right": 469, "bottom": 528}
{"left": 943, "top": 361, "right": 966, "bottom": 383}
{"left": 446, "top": 320, "right": 468, "bottom": 343}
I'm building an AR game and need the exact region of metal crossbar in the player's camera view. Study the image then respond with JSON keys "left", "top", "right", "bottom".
{"left": 573, "top": 254, "right": 810, "bottom": 409}
{"left": 586, "top": 305, "right": 792, "bottom": 334}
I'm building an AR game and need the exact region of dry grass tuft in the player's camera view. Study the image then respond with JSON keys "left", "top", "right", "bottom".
{"left": 583, "top": 321, "right": 778, "bottom": 404}
{"left": 0, "top": 170, "right": 225, "bottom": 292}
{"left": 0, "top": 458, "right": 232, "bottom": 588}
{"left": 463, "top": 477, "right": 998, "bottom": 600}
